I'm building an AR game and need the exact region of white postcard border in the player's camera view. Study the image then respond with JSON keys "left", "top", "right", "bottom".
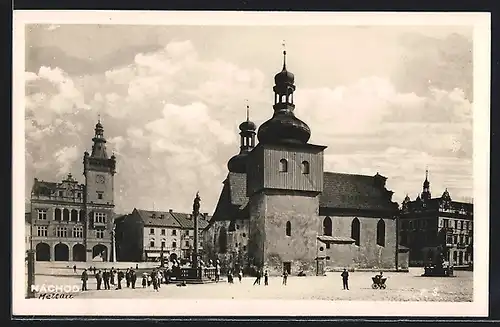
{"left": 12, "top": 10, "right": 491, "bottom": 317}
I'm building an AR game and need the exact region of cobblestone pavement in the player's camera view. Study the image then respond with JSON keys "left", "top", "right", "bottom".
{"left": 28, "top": 268, "right": 472, "bottom": 301}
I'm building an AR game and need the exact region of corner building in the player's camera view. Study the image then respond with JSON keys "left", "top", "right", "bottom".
{"left": 29, "top": 120, "right": 116, "bottom": 262}
{"left": 205, "top": 51, "right": 404, "bottom": 276}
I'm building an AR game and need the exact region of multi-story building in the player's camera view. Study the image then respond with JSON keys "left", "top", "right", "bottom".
{"left": 115, "top": 209, "right": 209, "bottom": 262}
{"left": 399, "top": 171, "right": 473, "bottom": 267}
{"left": 28, "top": 120, "right": 117, "bottom": 262}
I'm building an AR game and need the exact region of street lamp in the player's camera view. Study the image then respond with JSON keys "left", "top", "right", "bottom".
{"left": 111, "top": 223, "right": 117, "bottom": 263}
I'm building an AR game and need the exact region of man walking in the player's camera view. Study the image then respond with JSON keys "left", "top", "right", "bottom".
{"left": 253, "top": 269, "right": 261, "bottom": 286}
{"left": 73, "top": 265, "right": 77, "bottom": 273}
{"left": 81, "top": 269, "right": 88, "bottom": 291}
{"left": 341, "top": 268, "right": 349, "bottom": 290}
{"left": 125, "top": 268, "right": 131, "bottom": 288}
{"left": 131, "top": 269, "right": 137, "bottom": 289}
{"left": 95, "top": 270, "right": 103, "bottom": 290}
{"left": 103, "top": 269, "right": 110, "bottom": 290}
{"left": 264, "top": 270, "right": 269, "bottom": 286}
{"left": 110, "top": 267, "right": 115, "bottom": 285}
{"left": 117, "top": 269, "right": 124, "bottom": 290}
{"left": 282, "top": 270, "right": 288, "bottom": 285}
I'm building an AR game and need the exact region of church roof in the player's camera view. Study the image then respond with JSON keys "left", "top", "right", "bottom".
{"left": 320, "top": 172, "right": 398, "bottom": 212}
{"left": 210, "top": 171, "right": 398, "bottom": 223}
{"left": 211, "top": 172, "right": 249, "bottom": 222}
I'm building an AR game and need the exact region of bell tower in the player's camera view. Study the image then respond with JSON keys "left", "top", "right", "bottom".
{"left": 246, "top": 44, "right": 327, "bottom": 275}
{"left": 83, "top": 117, "right": 116, "bottom": 261}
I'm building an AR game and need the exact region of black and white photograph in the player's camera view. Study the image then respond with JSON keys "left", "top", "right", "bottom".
{"left": 13, "top": 11, "right": 490, "bottom": 317}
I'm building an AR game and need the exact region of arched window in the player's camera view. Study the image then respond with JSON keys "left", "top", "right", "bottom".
{"left": 63, "top": 209, "right": 70, "bottom": 221}
{"left": 79, "top": 210, "right": 85, "bottom": 222}
{"left": 301, "top": 161, "right": 310, "bottom": 174}
{"left": 54, "top": 208, "right": 61, "bottom": 221}
{"left": 323, "top": 216, "right": 332, "bottom": 236}
{"left": 285, "top": 221, "right": 291, "bottom": 236}
{"left": 219, "top": 227, "right": 228, "bottom": 253}
{"left": 279, "top": 159, "right": 288, "bottom": 172}
{"left": 351, "top": 218, "right": 360, "bottom": 246}
{"left": 377, "top": 219, "right": 386, "bottom": 247}
{"left": 71, "top": 209, "right": 78, "bottom": 222}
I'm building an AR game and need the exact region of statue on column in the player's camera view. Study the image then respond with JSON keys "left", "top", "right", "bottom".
{"left": 193, "top": 191, "right": 201, "bottom": 215}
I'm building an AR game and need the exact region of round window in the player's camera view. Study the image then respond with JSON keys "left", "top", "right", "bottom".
{"left": 319, "top": 247, "right": 324, "bottom": 251}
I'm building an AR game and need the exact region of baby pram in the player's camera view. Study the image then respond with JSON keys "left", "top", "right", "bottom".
{"left": 371, "top": 276, "right": 387, "bottom": 289}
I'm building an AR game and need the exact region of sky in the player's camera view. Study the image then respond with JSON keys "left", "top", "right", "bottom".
{"left": 24, "top": 24, "right": 474, "bottom": 214}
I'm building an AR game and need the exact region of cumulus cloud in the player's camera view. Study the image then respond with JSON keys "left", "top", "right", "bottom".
{"left": 25, "top": 36, "right": 474, "bottom": 213}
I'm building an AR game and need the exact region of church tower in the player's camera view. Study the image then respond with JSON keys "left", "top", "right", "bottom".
{"left": 83, "top": 118, "right": 116, "bottom": 261}
{"left": 227, "top": 103, "right": 257, "bottom": 173}
{"left": 246, "top": 47, "right": 327, "bottom": 274}
{"left": 421, "top": 169, "right": 431, "bottom": 201}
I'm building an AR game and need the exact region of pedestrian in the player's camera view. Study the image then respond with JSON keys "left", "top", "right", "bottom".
{"left": 264, "top": 270, "right": 269, "bottom": 286}
{"left": 95, "top": 270, "right": 102, "bottom": 290}
{"left": 227, "top": 270, "right": 233, "bottom": 284}
{"left": 103, "top": 269, "right": 110, "bottom": 290}
{"left": 238, "top": 269, "right": 243, "bottom": 283}
{"left": 81, "top": 269, "right": 88, "bottom": 291}
{"left": 73, "top": 265, "right": 77, "bottom": 273}
{"left": 253, "top": 269, "right": 261, "bottom": 286}
{"left": 110, "top": 267, "right": 115, "bottom": 285}
{"left": 282, "top": 270, "right": 288, "bottom": 285}
{"left": 117, "top": 269, "right": 124, "bottom": 290}
{"left": 147, "top": 273, "right": 152, "bottom": 287}
{"left": 152, "top": 270, "right": 159, "bottom": 292}
{"left": 215, "top": 264, "right": 221, "bottom": 283}
{"left": 130, "top": 269, "right": 137, "bottom": 289}
{"left": 125, "top": 268, "right": 131, "bottom": 288}
{"left": 142, "top": 273, "right": 147, "bottom": 288}
{"left": 157, "top": 270, "right": 162, "bottom": 289}
{"left": 341, "top": 268, "right": 349, "bottom": 290}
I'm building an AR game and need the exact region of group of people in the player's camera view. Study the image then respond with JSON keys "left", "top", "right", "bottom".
{"left": 251, "top": 269, "right": 288, "bottom": 286}
{"left": 78, "top": 264, "right": 168, "bottom": 292}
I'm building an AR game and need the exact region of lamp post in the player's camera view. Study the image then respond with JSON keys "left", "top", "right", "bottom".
{"left": 160, "top": 243, "right": 165, "bottom": 268}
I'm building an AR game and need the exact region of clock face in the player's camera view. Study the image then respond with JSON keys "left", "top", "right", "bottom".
{"left": 96, "top": 175, "right": 105, "bottom": 184}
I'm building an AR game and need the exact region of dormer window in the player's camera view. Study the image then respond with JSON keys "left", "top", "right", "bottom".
{"left": 279, "top": 159, "right": 288, "bottom": 172}
{"left": 160, "top": 214, "right": 164, "bottom": 219}
{"left": 152, "top": 213, "right": 156, "bottom": 219}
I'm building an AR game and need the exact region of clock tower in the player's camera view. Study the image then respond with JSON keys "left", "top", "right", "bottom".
{"left": 83, "top": 119, "right": 116, "bottom": 261}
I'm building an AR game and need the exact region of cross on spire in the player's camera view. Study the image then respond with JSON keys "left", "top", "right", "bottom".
{"left": 245, "top": 99, "right": 250, "bottom": 121}
{"left": 281, "top": 39, "right": 287, "bottom": 69}
{"left": 98, "top": 114, "right": 101, "bottom": 123}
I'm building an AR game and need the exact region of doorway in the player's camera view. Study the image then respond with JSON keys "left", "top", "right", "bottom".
{"left": 283, "top": 262, "right": 291, "bottom": 275}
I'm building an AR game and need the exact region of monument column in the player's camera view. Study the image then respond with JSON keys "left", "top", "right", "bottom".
{"left": 192, "top": 192, "right": 201, "bottom": 276}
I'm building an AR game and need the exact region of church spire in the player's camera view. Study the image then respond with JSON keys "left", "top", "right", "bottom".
{"left": 91, "top": 117, "right": 108, "bottom": 158}
{"left": 257, "top": 43, "right": 311, "bottom": 145}
{"left": 421, "top": 167, "right": 431, "bottom": 200}
{"left": 227, "top": 101, "right": 257, "bottom": 173}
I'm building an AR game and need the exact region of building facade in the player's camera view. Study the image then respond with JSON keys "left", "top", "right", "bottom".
{"left": 115, "top": 208, "right": 209, "bottom": 262}
{"left": 29, "top": 120, "right": 116, "bottom": 262}
{"left": 204, "top": 50, "right": 406, "bottom": 276}
{"left": 399, "top": 171, "right": 473, "bottom": 267}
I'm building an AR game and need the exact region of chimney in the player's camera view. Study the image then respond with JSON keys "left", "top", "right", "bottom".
{"left": 203, "top": 213, "right": 208, "bottom": 219}
{"left": 169, "top": 209, "right": 173, "bottom": 213}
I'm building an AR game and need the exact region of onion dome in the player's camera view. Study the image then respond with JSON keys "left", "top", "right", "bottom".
{"left": 239, "top": 120, "right": 256, "bottom": 132}
{"left": 227, "top": 153, "right": 248, "bottom": 173}
{"left": 257, "top": 48, "right": 311, "bottom": 145}
{"left": 257, "top": 115, "right": 311, "bottom": 144}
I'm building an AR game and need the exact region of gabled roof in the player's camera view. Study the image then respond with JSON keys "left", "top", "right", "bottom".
{"left": 320, "top": 172, "right": 398, "bottom": 212}
{"left": 211, "top": 172, "right": 249, "bottom": 223}
{"left": 31, "top": 179, "right": 58, "bottom": 196}
{"left": 169, "top": 211, "right": 209, "bottom": 230}
{"left": 134, "top": 209, "right": 182, "bottom": 228}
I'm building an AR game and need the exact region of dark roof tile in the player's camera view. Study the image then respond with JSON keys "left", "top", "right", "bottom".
{"left": 169, "top": 211, "right": 209, "bottom": 229}
{"left": 136, "top": 209, "right": 182, "bottom": 228}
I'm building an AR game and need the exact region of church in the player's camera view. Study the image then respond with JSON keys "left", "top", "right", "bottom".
{"left": 203, "top": 50, "right": 407, "bottom": 276}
